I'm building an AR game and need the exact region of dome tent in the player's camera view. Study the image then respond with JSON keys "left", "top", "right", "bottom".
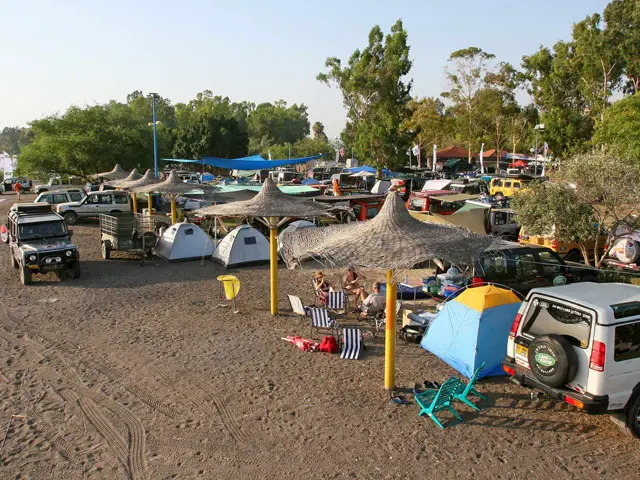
{"left": 155, "top": 223, "right": 214, "bottom": 262}
{"left": 212, "top": 225, "right": 270, "bottom": 268}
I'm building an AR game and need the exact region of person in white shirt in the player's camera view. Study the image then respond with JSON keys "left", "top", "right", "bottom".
{"left": 358, "top": 282, "right": 386, "bottom": 316}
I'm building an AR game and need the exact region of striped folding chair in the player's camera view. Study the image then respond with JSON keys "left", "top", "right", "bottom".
{"left": 340, "top": 328, "right": 364, "bottom": 360}
{"left": 375, "top": 300, "right": 403, "bottom": 335}
{"left": 327, "top": 291, "right": 346, "bottom": 313}
{"left": 308, "top": 307, "right": 336, "bottom": 338}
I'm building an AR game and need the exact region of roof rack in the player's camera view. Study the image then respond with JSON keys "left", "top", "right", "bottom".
{"left": 10, "top": 204, "right": 53, "bottom": 215}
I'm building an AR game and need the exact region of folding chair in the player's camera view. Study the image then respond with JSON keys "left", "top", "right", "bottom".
{"left": 374, "top": 300, "right": 402, "bottom": 335}
{"left": 308, "top": 307, "right": 336, "bottom": 339}
{"left": 340, "top": 328, "right": 364, "bottom": 360}
{"left": 288, "top": 294, "right": 307, "bottom": 317}
{"left": 327, "top": 291, "right": 347, "bottom": 316}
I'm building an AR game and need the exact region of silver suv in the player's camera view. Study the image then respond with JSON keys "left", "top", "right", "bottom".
{"left": 56, "top": 191, "right": 131, "bottom": 224}
{"left": 35, "top": 189, "right": 85, "bottom": 205}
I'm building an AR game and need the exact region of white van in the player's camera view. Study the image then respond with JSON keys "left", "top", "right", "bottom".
{"left": 56, "top": 191, "right": 131, "bottom": 224}
{"left": 503, "top": 283, "right": 640, "bottom": 438}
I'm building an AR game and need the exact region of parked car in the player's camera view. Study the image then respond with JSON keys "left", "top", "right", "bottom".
{"left": 489, "top": 175, "right": 534, "bottom": 198}
{"left": 503, "top": 283, "right": 640, "bottom": 438}
{"left": 519, "top": 225, "right": 608, "bottom": 263}
{"left": 34, "top": 176, "right": 84, "bottom": 194}
{"left": 1, "top": 177, "right": 32, "bottom": 192}
{"left": 56, "top": 191, "right": 132, "bottom": 224}
{"left": 34, "top": 189, "right": 85, "bottom": 205}
{"left": 471, "top": 241, "right": 597, "bottom": 296}
{"left": 449, "top": 179, "right": 488, "bottom": 196}
{"left": 487, "top": 208, "right": 519, "bottom": 240}
{"left": 1, "top": 203, "right": 80, "bottom": 284}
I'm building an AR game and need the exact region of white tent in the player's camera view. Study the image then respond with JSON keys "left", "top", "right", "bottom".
{"left": 212, "top": 225, "right": 270, "bottom": 268}
{"left": 278, "top": 220, "right": 315, "bottom": 257}
{"left": 421, "top": 179, "right": 452, "bottom": 192}
{"left": 155, "top": 222, "right": 214, "bottom": 262}
{"left": 371, "top": 179, "right": 391, "bottom": 194}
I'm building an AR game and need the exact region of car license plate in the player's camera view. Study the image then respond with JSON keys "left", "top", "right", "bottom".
{"left": 515, "top": 344, "right": 529, "bottom": 368}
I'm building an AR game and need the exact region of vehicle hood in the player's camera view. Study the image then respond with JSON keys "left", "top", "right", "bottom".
{"left": 56, "top": 201, "right": 83, "bottom": 209}
{"left": 21, "top": 239, "right": 77, "bottom": 252}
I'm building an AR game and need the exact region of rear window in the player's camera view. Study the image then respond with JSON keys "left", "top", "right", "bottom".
{"left": 69, "top": 192, "right": 83, "bottom": 201}
{"left": 614, "top": 322, "right": 640, "bottom": 362}
{"left": 522, "top": 298, "right": 593, "bottom": 348}
{"left": 114, "top": 194, "right": 129, "bottom": 205}
{"left": 408, "top": 197, "right": 425, "bottom": 211}
{"left": 612, "top": 302, "right": 640, "bottom": 319}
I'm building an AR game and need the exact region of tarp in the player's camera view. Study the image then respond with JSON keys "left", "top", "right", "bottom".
{"left": 421, "top": 179, "right": 452, "bottom": 192}
{"left": 424, "top": 209, "right": 488, "bottom": 235}
{"left": 163, "top": 154, "right": 324, "bottom": 171}
{"left": 445, "top": 158, "right": 462, "bottom": 168}
{"left": 429, "top": 193, "right": 480, "bottom": 203}
{"left": 420, "top": 285, "right": 521, "bottom": 378}
{"left": 345, "top": 165, "right": 391, "bottom": 175}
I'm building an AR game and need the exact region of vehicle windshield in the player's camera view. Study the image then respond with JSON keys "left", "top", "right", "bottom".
{"left": 408, "top": 196, "right": 426, "bottom": 211}
{"left": 19, "top": 221, "right": 68, "bottom": 240}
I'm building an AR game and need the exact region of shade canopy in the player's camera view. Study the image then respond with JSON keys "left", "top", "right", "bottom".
{"left": 163, "top": 154, "right": 324, "bottom": 171}
{"left": 280, "top": 192, "right": 494, "bottom": 270}
{"left": 345, "top": 165, "right": 391, "bottom": 175}
{"left": 107, "top": 168, "right": 143, "bottom": 187}
{"left": 509, "top": 160, "right": 529, "bottom": 168}
{"left": 119, "top": 169, "right": 159, "bottom": 190}
{"left": 131, "top": 170, "right": 206, "bottom": 196}
{"left": 95, "top": 164, "right": 129, "bottom": 180}
{"left": 193, "top": 177, "right": 332, "bottom": 219}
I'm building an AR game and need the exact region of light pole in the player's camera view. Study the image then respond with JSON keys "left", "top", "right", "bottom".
{"left": 533, "top": 123, "right": 545, "bottom": 176}
{"left": 148, "top": 93, "right": 159, "bottom": 178}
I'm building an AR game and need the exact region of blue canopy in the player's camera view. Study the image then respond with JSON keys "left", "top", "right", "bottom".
{"left": 301, "top": 177, "right": 320, "bottom": 185}
{"left": 345, "top": 165, "right": 391, "bottom": 175}
{"left": 163, "top": 154, "right": 324, "bottom": 171}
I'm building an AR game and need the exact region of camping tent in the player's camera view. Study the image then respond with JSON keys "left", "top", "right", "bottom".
{"left": 212, "top": 225, "right": 270, "bottom": 267}
{"left": 420, "top": 285, "right": 521, "bottom": 378}
{"left": 371, "top": 180, "right": 392, "bottom": 194}
{"left": 155, "top": 223, "right": 214, "bottom": 262}
{"left": 278, "top": 220, "right": 315, "bottom": 257}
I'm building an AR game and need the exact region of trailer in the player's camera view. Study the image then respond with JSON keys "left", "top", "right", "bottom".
{"left": 99, "top": 213, "right": 158, "bottom": 261}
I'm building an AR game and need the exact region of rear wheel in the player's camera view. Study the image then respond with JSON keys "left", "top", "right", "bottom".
{"left": 527, "top": 335, "right": 578, "bottom": 388}
{"left": 625, "top": 394, "right": 640, "bottom": 439}
{"left": 63, "top": 211, "right": 79, "bottom": 225}
{"left": 110, "top": 210, "right": 121, "bottom": 214}
{"left": 101, "top": 241, "right": 111, "bottom": 260}
{"left": 20, "top": 267, "right": 32, "bottom": 285}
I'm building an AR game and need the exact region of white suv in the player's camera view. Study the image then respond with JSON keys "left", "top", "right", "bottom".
{"left": 503, "top": 282, "right": 640, "bottom": 438}
{"left": 56, "top": 191, "right": 131, "bottom": 224}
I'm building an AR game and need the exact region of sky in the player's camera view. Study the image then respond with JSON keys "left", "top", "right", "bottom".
{"left": 1, "top": 0, "right": 609, "bottom": 139}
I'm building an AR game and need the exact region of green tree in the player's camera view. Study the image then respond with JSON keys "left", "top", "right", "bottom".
{"left": 318, "top": 19, "right": 412, "bottom": 171}
{"left": 401, "top": 97, "right": 453, "bottom": 168}
{"left": 604, "top": 0, "right": 640, "bottom": 94}
{"left": 442, "top": 47, "right": 495, "bottom": 162}
{"left": 0, "top": 126, "right": 32, "bottom": 155}
{"left": 312, "top": 121, "right": 328, "bottom": 141}
{"left": 247, "top": 101, "right": 310, "bottom": 153}
{"left": 594, "top": 93, "right": 640, "bottom": 162}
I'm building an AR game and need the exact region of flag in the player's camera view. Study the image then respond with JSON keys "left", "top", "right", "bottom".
{"left": 432, "top": 145, "right": 437, "bottom": 173}
{"left": 268, "top": 149, "right": 272, "bottom": 160}
{"left": 479, "top": 143, "right": 484, "bottom": 174}
{"left": 411, "top": 145, "right": 420, "bottom": 156}
{"left": 543, "top": 142, "right": 549, "bottom": 157}
{"left": 339, "top": 147, "right": 345, "bottom": 157}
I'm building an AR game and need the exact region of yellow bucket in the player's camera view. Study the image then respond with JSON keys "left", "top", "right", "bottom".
{"left": 217, "top": 275, "right": 240, "bottom": 300}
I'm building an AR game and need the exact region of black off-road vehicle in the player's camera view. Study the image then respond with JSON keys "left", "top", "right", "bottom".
{"left": 1, "top": 204, "right": 80, "bottom": 285}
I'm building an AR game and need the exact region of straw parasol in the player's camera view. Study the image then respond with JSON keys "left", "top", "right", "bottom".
{"left": 95, "top": 164, "right": 129, "bottom": 180}
{"left": 132, "top": 170, "right": 211, "bottom": 224}
{"left": 280, "top": 192, "right": 494, "bottom": 390}
{"left": 194, "top": 177, "right": 332, "bottom": 315}
{"left": 107, "top": 168, "right": 143, "bottom": 187}
{"left": 118, "top": 169, "right": 159, "bottom": 214}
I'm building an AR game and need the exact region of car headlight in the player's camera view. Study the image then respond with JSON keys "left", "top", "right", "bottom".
{"left": 66, "top": 250, "right": 73, "bottom": 257}
{"left": 29, "top": 255, "right": 36, "bottom": 262}
{"left": 45, "top": 257, "right": 52, "bottom": 264}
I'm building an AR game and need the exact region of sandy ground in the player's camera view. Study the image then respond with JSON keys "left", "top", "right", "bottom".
{"left": 0, "top": 192, "right": 638, "bottom": 480}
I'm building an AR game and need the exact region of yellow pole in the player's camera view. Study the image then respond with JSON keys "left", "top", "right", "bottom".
{"left": 147, "top": 193, "right": 153, "bottom": 217}
{"left": 384, "top": 269, "right": 397, "bottom": 390}
{"left": 269, "top": 226, "right": 278, "bottom": 315}
{"left": 131, "top": 193, "right": 137, "bottom": 214}
{"left": 171, "top": 197, "right": 177, "bottom": 224}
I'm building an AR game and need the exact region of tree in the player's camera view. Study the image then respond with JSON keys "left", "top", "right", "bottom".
{"left": 594, "top": 93, "right": 640, "bottom": 163}
{"left": 247, "top": 101, "right": 310, "bottom": 153}
{"left": 442, "top": 47, "right": 495, "bottom": 162}
{"left": 401, "top": 97, "right": 453, "bottom": 168}
{"left": 0, "top": 127, "right": 32, "bottom": 155}
{"left": 604, "top": 0, "right": 640, "bottom": 94}
{"left": 312, "top": 122, "right": 328, "bottom": 141}
{"left": 318, "top": 19, "right": 412, "bottom": 170}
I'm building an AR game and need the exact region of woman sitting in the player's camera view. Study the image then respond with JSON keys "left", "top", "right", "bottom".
{"left": 343, "top": 265, "right": 366, "bottom": 305}
{"left": 313, "top": 271, "right": 332, "bottom": 304}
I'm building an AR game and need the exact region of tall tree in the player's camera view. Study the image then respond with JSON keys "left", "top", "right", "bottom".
{"left": 317, "top": 19, "right": 412, "bottom": 170}
{"left": 312, "top": 121, "right": 328, "bottom": 141}
{"left": 0, "top": 126, "right": 32, "bottom": 155}
{"left": 604, "top": 0, "right": 640, "bottom": 94}
{"left": 442, "top": 47, "right": 495, "bottom": 162}
{"left": 247, "top": 101, "right": 310, "bottom": 153}
{"left": 594, "top": 93, "right": 640, "bottom": 164}
{"left": 401, "top": 97, "right": 453, "bottom": 168}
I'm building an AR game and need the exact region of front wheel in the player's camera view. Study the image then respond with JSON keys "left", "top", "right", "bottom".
{"left": 101, "top": 241, "right": 111, "bottom": 260}
{"left": 63, "top": 211, "right": 79, "bottom": 225}
{"left": 71, "top": 262, "right": 81, "bottom": 278}
{"left": 626, "top": 395, "right": 640, "bottom": 439}
{"left": 20, "top": 267, "right": 32, "bottom": 285}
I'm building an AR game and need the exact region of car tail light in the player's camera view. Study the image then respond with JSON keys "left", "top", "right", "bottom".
{"left": 509, "top": 313, "right": 522, "bottom": 339}
{"left": 551, "top": 238, "right": 559, "bottom": 250}
{"left": 564, "top": 396, "right": 584, "bottom": 409}
{"left": 503, "top": 365, "right": 515, "bottom": 376}
{"left": 472, "top": 277, "right": 484, "bottom": 285}
{"left": 589, "top": 341, "right": 606, "bottom": 372}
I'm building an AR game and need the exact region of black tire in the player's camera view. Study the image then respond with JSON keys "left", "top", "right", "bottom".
{"left": 0, "top": 224, "right": 9, "bottom": 244}
{"left": 101, "top": 241, "right": 111, "bottom": 260}
{"left": 20, "top": 267, "right": 32, "bottom": 286}
{"left": 141, "top": 231, "right": 157, "bottom": 250}
{"left": 10, "top": 254, "right": 18, "bottom": 269}
{"left": 110, "top": 210, "right": 121, "bottom": 214}
{"left": 625, "top": 394, "right": 640, "bottom": 439}
{"left": 71, "top": 262, "right": 81, "bottom": 278}
{"left": 63, "top": 211, "right": 79, "bottom": 225}
{"left": 527, "top": 334, "right": 578, "bottom": 388}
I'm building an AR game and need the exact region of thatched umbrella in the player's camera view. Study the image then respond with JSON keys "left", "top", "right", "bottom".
{"left": 280, "top": 192, "right": 494, "bottom": 390}
{"left": 132, "top": 170, "right": 205, "bottom": 224}
{"left": 95, "top": 164, "right": 129, "bottom": 180}
{"left": 107, "top": 168, "right": 143, "bottom": 188}
{"left": 194, "top": 177, "right": 332, "bottom": 315}
{"left": 119, "top": 169, "right": 158, "bottom": 214}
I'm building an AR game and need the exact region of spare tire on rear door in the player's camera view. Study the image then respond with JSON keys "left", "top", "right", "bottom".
{"left": 527, "top": 334, "right": 578, "bottom": 388}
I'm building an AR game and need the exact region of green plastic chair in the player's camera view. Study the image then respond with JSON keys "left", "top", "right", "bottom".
{"left": 415, "top": 377, "right": 463, "bottom": 429}
{"left": 453, "top": 362, "right": 488, "bottom": 411}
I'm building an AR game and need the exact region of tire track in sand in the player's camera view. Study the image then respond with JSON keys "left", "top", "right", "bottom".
{"left": 151, "top": 364, "right": 247, "bottom": 443}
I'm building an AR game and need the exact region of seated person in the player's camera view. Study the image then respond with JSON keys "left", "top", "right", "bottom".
{"left": 313, "top": 271, "right": 332, "bottom": 303}
{"left": 343, "top": 265, "right": 365, "bottom": 298}
{"left": 357, "top": 282, "right": 386, "bottom": 316}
